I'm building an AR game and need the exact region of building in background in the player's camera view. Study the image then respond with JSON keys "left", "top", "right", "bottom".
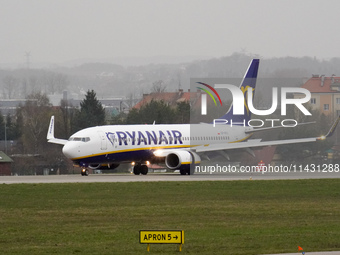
{"left": 299, "top": 74, "right": 340, "bottom": 152}
{"left": 301, "top": 74, "right": 340, "bottom": 119}
{"left": 134, "top": 89, "right": 201, "bottom": 110}
{"left": 0, "top": 151, "right": 13, "bottom": 175}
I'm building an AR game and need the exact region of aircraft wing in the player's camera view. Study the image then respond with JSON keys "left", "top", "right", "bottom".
{"left": 152, "top": 137, "right": 318, "bottom": 158}
{"left": 194, "top": 116, "right": 340, "bottom": 153}
{"left": 193, "top": 137, "right": 317, "bottom": 153}
{"left": 244, "top": 121, "right": 315, "bottom": 134}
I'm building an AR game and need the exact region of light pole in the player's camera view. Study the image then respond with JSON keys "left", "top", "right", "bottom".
{"left": 3, "top": 115, "right": 7, "bottom": 154}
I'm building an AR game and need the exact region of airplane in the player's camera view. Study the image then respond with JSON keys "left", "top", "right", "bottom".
{"left": 47, "top": 59, "right": 339, "bottom": 176}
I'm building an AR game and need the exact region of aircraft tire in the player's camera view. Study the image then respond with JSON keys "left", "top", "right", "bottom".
{"left": 81, "top": 168, "right": 89, "bottom": 176}
{"left": 133, "top": 165, "right": 141, "bottom": 175}
{"left": 140, "top": 165, "right": 148, "bottom": 175}
{"left": 180, "top": 169, "right": 187, "bottom": 175}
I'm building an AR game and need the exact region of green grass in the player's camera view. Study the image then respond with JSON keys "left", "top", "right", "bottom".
{"left": 0, "top": 179, "right": 340, "bottom": 254}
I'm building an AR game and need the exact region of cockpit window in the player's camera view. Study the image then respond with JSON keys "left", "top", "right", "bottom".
{"left": 68, "top": 137, "right": 91, "bottom": 142}
{"left": 82, "top": 137, "right": 90, "bottom": 142}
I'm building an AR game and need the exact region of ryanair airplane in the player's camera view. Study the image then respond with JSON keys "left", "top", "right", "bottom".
{"left": 47, "top": 59, "right": 338, "bottom": 176}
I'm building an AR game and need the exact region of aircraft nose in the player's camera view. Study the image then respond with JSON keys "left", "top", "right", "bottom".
{"left": 62, "top": 142, "right": 78, "bottom": 159}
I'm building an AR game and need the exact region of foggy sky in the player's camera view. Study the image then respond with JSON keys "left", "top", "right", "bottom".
{"left": 1, "top": 0, "right": 340, "bottom": 65}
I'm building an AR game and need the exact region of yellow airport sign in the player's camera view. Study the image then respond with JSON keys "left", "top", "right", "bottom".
{"left": 139, "top": 230, "right": 184, "bottom": 244}
{"left": 139, "top": 230, "right": 184, "bottom": 252}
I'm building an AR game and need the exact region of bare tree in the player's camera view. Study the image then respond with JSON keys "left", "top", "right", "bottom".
{"left": 151, "top": 80, "right": 166, "bottom": 93}
{"left": 43, "top": 71, "right": 69, "bottom": 94}
{"left": 3, "top": 75, "right": 18, "bottom": 99}
{"left": 20, "top": 92, "right": 52, "bottom": 154}
{"left": 28, "top": 75, "right": 39, "bottom": 93}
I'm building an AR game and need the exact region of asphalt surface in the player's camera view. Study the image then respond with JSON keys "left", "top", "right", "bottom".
{"left": 1, "top": 171, "right": 340, "bottom": 184}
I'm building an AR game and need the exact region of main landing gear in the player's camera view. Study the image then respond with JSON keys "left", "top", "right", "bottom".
{"left": 133, "top": 163, "right": 148, "bottom": 175}
{"left": 179, "top": 169, "right": 194, "bottom": 175}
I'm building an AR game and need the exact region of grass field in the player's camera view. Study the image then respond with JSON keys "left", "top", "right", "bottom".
{"left": 0, "top": 179, "right": 340, "bottom": 254}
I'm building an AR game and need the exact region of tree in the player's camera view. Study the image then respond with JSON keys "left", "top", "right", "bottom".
{"left": 59, "top": 99, "right": 78, "bottom": 139}
{"left": 3, "top": 75, "right": 18, "bottom": 99}
{"left": 151, "top": 80, "right": 166, "bottom": 93}
{"left": 0, "top": 113, "right": 5, "bottom": 140}
{"left": 19, "top": 92, "right": 53, "bottom": 154}
{"left": 10, "top": 93, "right": 70, "bottom": 175}
{"left": 5, "top": 114, "right": 18, "bottom": 140}
{"left": 125, "top": 108, "right": 140, "bottom": 124}
{"left": 175, "top": 101, "right": 191, "bottom": 124}
{"left": 72, "top": 90, "right": 105, "bottom": 131}
{"left": 126, "top": 100, "right": 176, "bottom": 124}
{"left": 13, "top": 107, "right": 24, "bottom": 141}
{"left": 276, "top": 109, "right": 334, "bottom": 163}
{"left": 43, "top": 71, "right": 69, "bottom": 94}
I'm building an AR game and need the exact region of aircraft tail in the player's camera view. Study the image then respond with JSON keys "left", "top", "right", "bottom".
{"left": 219, "top": 59, "right": 260, "bottom": 125}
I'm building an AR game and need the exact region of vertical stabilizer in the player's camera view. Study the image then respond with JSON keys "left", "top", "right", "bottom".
{"left": 219, "top": 59, "right": 260, "bottom": 125}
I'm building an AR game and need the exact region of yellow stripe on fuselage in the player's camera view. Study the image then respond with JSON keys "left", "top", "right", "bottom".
{"left": 71, "top": 144, "right": 192, "bottom": 161}
{"left": 228, "top": 133, "right": 253, "bottom": 143}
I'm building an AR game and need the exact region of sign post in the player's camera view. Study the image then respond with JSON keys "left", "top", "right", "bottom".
{"left": 139, "top": 230, "right": 184, "bottom": 252}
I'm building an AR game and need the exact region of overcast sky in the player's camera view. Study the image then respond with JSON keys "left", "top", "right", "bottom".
{"left": 1, "top": 0, "right": 340, "bottom": 65}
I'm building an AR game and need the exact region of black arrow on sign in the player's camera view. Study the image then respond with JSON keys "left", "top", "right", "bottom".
{"left": 174, "top": 235, "right": 178, "bottom": 240}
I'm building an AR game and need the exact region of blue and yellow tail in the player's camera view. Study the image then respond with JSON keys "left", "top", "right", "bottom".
{"left": 219, "top": 59, "right": 260, "bottom": 125}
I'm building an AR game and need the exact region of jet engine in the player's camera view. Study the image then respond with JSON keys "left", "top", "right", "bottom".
{"left": 165, "top": 150, "right": 201, "bottom": 175}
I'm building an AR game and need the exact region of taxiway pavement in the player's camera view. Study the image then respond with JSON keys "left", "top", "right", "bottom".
{"left": 1, "top": 171, "right": 339, "bottom": 184}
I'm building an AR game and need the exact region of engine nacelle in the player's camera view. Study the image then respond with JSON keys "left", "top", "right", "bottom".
{"left": 165, "top": 150, "right": 201, "bottom": 170}
{"left": 88, "top": 163, "right": 120, "bottom": 170}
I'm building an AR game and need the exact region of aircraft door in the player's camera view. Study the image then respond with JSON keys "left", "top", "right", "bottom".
{"left": 97, "top": 130, "right": 107, "bottom": 150}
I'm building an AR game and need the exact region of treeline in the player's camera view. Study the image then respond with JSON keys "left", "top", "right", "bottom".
{"left": 2, "top": 53, "right": 340, "bottom": 101}
{"left": 2, "top": 90, "right": 106, "bottom": 175}
{"left": 0, "top": 70, "right": 69, "bottom": 99}
{"left": 110, "top": 100, "right": 191, "bottom": 125}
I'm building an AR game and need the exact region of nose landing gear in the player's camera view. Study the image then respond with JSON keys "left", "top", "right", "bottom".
{"left": 81, "top": 168, "right": 89, "bottom": 176}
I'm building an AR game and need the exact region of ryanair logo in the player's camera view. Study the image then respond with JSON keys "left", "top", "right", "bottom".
{"left": 240, "top": 85, "right": 254, "bottom": 114}
{"left": 106, "top": 130, "right": 183, "bottom": 146}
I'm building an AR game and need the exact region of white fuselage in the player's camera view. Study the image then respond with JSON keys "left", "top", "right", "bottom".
{"left": 62, "top": 123, "right": 250, "bottom": 166}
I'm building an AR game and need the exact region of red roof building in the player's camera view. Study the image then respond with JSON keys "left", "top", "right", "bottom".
{"left": 134, "top": 89, "right": 202, "bottom": 110}
{"left": 300, "top": 75, "right": 340, "bottom": 118}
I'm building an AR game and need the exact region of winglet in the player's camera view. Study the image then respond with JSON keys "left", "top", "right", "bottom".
{"left": 325, "top": 116, "right": 340, "bottom": 138}
{"left": 47, "top": 116, "right": 55, "bottom": 140}
{"left": 47, "top": 116, "right": 68, "bottom": 145}
{"left": 318, "top": 116, "right": 340, "bottom": 140}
